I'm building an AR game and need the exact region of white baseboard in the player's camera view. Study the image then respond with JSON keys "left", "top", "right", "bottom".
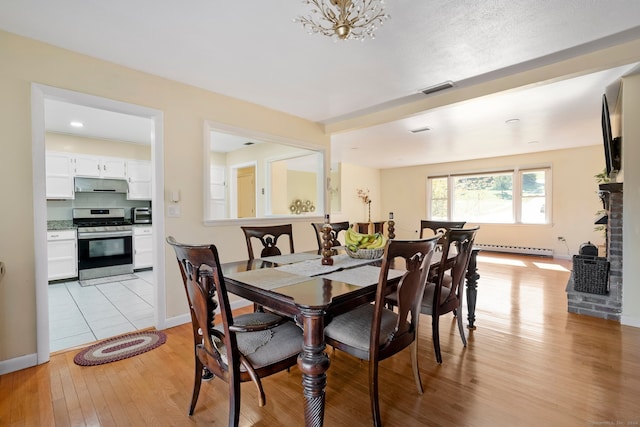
{"left": 162, "top": 299, "right": 252, "bottom": 330}
{"left": 0, "top": 353, "right": 38, "bottom": 375}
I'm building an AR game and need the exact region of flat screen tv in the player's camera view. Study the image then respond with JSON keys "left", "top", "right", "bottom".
{"left": 601, "top": 94, "right": 621, "bottom": 177}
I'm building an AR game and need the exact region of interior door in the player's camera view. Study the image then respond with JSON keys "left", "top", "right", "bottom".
{"left": 237, "top": 166, "right": 256, "bottom": 218}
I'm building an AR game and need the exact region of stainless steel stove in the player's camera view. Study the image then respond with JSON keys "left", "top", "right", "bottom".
{"left": 73, "top": 208, "right": 134, "bottom": 280}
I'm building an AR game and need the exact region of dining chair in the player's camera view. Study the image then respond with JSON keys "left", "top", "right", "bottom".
{"left": 355, "top": 222, "right": 370, "bottom": 234}
{"left": 311, "top": 221, "right": 350, "bottom": 253}
{"left": 240, "top": 224, "right": 295, "bottom": 260}
{"left": 324, "top": 236, "right": 440, "bottom": 427}
{"left": 420, "top": 226, "right": 479, "bottom": 363}
{"left": 419, "top": 220, "right": 466, "bottom": 244}
{"left": 166, "top": 236, "right": 303, "bottom": 426}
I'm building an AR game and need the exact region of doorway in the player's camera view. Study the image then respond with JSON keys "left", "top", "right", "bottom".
{"left": 237, "top": 166, "right": 256, "bottom": 218}
{"left": 32, "top": 84, "right": 165, "bottom": 364}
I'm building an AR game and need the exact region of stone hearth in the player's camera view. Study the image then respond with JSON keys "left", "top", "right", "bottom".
{"left": 566, "top": 183, "right": 623, "bottom": 321}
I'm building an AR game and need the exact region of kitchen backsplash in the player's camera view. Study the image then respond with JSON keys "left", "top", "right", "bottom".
{"left": 47, "top": 192, "right": 150, "bottom": 221}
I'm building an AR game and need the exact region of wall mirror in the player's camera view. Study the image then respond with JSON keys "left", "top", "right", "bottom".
{"left": 204, "top": 123, "right": 326, "bottom": 223}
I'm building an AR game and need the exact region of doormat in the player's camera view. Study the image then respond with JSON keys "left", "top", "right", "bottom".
{"left": 79, "top": 273, "right": 138, "bottom": 287}
{"left": 73, "top": 330, "right": 167, "bottom": 366}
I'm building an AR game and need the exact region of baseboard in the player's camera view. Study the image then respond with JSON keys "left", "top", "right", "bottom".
{"left": 163, "top": 299, "right": 253, "bottom": 330}
{"left": 0, "top": 353, "right": 38, "bottom": 375}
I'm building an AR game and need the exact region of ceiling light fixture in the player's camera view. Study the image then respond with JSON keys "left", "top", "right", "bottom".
{"left": 70, "top": 121, "right": 84, "bottom": 128}
{"left": 420, "top": 81, "right": 454, "bottom": 95}
{"left": 295, "top": 0, "right": 390, "bottom": 41}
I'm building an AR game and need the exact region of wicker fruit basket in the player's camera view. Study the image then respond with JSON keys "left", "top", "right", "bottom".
{"left": 345, "top": 246, "right": 384, "bottom": 259}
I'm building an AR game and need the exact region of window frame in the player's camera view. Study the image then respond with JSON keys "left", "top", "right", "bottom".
{"left": 426, "top": 166, "right": 552, "bottom": 225}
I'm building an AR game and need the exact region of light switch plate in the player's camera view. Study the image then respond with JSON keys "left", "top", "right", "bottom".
{"left": 167, "top": 205, "right": 181, "bottom": 218}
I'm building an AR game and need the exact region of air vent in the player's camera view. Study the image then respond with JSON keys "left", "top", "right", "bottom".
{"left": 410, "top": 126, "right": 431, "bottom": 133}
{"left": 420, "top": 80, "right": 454, "bottom": 95}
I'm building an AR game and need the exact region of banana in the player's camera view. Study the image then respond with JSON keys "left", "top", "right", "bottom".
{"left": 345, "top": 228, "right": 386, "bottom": 250}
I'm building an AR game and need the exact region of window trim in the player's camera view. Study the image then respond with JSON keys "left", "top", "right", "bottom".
{"left": 427, "top": 166, "right": 552, "bottom": 225}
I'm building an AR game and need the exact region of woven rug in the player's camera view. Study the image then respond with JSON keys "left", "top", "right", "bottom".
{"left": 73, "top": 331, "right": 166, "bottom": 366}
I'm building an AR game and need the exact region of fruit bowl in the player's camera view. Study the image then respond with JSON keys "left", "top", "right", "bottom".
{"left": 345, "top": 246, "right": 384, "bottom": 259}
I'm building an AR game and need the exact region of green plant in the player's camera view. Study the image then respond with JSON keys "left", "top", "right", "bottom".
{"left": 595, "top": 168, "right": 610, "bottom": 184}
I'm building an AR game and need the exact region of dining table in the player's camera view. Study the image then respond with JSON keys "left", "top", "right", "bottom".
{"left": 220, "top": 249, "right": 481, "bottom": 427}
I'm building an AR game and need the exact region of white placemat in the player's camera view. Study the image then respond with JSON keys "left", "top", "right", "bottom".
{"left": 319, "top": 265, "right": 406, "bottom": 287}
{"left": 275, "top": 254, "right": 377, "bottom": 277}
{"left": 225, "top": 269, "right": 310, "bottom": 290}
{"left": 258, "top": 253, "right": 322, "bottom": 264}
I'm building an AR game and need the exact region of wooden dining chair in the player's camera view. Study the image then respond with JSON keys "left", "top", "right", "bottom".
{"left": 311, "top": 221, "right": 350, "bottom": 253}
{"left": 355, "top": 222, "right": 370, "bottom": 234}
{"left": 240, "top": 224, "right": 295, "bottom": 260}
{"left": 324, "top": 236, "right": 440, "bottom": 427}
{"left": 419, "top": 220, "right": 466, "bottom": 245}
{"left": 421, "top": 226, "right": 479, "bottom": 363}
{"left": 166, "top": 236, "right": 303, "bottom": 426}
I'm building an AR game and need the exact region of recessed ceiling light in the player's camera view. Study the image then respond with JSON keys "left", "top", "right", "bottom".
{"left": 527, "top": 140, "right": 540, "bottom": 144}
{"left": 410, "top": 126, "right": 431, "bottom": 133}
{"left": 70, "top": 121, "right": 84, "bottom": 128}
{"left": 505, "top": 118, "right": 520, "bottom": 124}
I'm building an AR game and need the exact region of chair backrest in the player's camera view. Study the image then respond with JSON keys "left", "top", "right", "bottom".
{"left": 419, "top": 220, "right": 467, "bottom": 239}
{"left": 311, "top": 221, "right": 350, "bottom": 251}
{"left": 433, "top": 227, "right": 479, "bottom": 314}
{"left": 166, "top": 236, "right": 237, "bottom": 380}
{"left": 240, "top": 224, "right": 295, "bottom": 260}
{"left": 372, "top": 236, "right": 439, "bottom": 358}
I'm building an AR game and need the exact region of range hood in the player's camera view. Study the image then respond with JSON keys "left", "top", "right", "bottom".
{"left": 74, "top": 177, "right": 128, "bottom": 193}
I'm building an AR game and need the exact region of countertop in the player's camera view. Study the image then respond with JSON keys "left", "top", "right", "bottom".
{"left": 47, "top": 220, "right": 75, "bottom": 231}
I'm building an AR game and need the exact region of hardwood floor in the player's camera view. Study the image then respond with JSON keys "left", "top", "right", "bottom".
{"left": 2, "top": 253, "right": 639, "bottom": 426}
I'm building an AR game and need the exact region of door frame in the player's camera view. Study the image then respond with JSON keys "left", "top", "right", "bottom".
{"left": 31, "top": 84, "right": 166, "bottom": 364}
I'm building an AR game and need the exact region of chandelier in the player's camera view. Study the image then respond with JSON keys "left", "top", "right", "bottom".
{"left": 295, "top": 0, "right": 390, "bottom": 41}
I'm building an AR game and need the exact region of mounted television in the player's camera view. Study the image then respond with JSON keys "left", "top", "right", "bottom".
{"left": 601, "top": 94, "right": 621, "bottom": 178}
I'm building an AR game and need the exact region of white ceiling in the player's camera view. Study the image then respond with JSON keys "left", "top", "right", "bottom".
{"left": 3, "top": 1, "right": 640, "bottom": 168}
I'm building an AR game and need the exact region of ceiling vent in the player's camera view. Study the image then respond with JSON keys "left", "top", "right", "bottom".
{"left": 420, "top": 80, "right": 454, "bottom": 95}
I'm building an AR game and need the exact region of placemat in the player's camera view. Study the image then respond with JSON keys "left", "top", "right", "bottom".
{"left": 258, "top": 252, "right": 322, "bottom": 264}
{"left": 225, "top": 268, "right": 310, "bottom": 290}
{"left": 319, "top": 265, "right": 406, "bottom": 287}
{"left": 275, "top": 254, "right": 376, "bottom": 277}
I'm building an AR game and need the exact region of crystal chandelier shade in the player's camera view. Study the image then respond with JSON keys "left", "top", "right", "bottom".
{"left": 295, "top": 0, "right": 390, "bottom": 41}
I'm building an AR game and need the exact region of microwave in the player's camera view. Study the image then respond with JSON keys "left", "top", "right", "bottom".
{"left": 132, "top": 207, "right": 152, "bottom": 224}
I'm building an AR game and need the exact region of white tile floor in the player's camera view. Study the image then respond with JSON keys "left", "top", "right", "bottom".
{"left": 48, "top": 269, "right": 154, "bottom": 353}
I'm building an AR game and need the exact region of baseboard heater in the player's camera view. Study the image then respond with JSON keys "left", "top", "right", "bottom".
{"left": 474, "top": 243, "right": 553, "bottom": 257}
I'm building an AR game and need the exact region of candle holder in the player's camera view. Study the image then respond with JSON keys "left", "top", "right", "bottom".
{"left": 388, "top": 212, "right": 395, "bottom": 239}
{"left": 321, "top": 215, "right": 334, "bottom": 265}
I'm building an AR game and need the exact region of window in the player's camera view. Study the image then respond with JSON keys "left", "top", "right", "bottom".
{"left": 428, "top": 168, "right": 550, "bottom": 224}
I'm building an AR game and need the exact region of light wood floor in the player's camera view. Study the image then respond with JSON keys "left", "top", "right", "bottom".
{"left": 2, "top": 253, "right": 640, "bottom": 426}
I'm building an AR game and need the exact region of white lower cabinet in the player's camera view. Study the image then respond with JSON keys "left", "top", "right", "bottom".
{"left": 47, "top": 230, "right": 77, "bottom": 281}
{"left": 134, "top": 226, "right": 153, "bottom": 269}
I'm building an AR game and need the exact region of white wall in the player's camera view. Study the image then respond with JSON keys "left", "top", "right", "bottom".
{"left": 621, "top": 74, "right": 640, "bottom": 327}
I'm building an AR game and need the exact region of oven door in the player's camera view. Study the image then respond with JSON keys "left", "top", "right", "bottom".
{"left": 77, "top": 231, "right": 133, "bottom": 276}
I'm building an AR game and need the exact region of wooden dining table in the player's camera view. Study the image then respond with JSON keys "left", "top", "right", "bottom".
{"left": 220, "top": 249, "right": 480, "bottom": 427}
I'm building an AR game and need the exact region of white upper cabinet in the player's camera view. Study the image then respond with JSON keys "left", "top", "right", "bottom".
{"left": 45, "top": 152, "right": 75, "bottom": 199}
{"left": 74, "top": 154, "right": 127, "bottom": 179}
{"left": 127, "top": 160, "right": 152, "bottom": 200}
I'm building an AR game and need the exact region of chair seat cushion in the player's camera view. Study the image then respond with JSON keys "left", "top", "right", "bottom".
{"left": 214, "top": 312, "right": 303, "bottom": 370}
{"left": 324, "top": 303, "right": 403, "bottom": 357}
{"left": 420, "top": 283, "right": 451, "bottom": 315}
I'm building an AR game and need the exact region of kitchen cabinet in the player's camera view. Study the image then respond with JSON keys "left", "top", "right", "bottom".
{"left": 74, "top": 154, "right": 127, "bottom": 179}
{"left": 133, "top": 226, "right": 153, "bottom": 269}
{"left": 45, "top": 152, "right": 75, "bottom": 199}
{"left": 127, "top": 160, "right": 152, "bottom": 200}
{"left": 47, "top": 229, "right": 77, "bottom": 281}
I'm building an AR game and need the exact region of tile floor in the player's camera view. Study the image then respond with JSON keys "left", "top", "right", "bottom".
{"left": 48, "top": 269, "right": 154, "bottom": 353}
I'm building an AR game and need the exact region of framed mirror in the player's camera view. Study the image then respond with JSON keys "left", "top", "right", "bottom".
{"left": 204, "top": 122, "right": 326, "bottom": 223}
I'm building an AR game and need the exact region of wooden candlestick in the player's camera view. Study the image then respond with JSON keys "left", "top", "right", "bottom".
{"left": 321, "top": 216, "right": 334, "bottom": 265}
{"left": 388, "top": 212, "right": 395, "bottom": 239}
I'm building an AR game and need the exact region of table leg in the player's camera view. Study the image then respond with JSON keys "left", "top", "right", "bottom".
{"left": 466, "top": 249, "right": 480, "bottom": 330}
{"left": 297, "top": 309, "right": 331, "bottom": 427}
